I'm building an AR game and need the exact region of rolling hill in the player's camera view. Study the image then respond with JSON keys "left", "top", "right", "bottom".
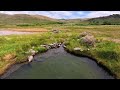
{"left": 87, "top": 14, "right": 120, "bottom": 25}
{"left": 0, "top": 13, "right": 62, "bottom": 26}
{"left": 60, "top": 14, "right": 120, "bottom": 25}
{"left": 0, "top": 13, "right": 120, "bottom": 26}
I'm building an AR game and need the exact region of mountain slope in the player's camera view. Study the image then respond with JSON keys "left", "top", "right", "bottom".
{"left": 0, "top": 13, "right": 120, "bottom": 26}
{"left": 87, "top": 14, "right": 120, "bottom": 25}
{"left": 0, "top": 14, "right": 60, "bottom": 25}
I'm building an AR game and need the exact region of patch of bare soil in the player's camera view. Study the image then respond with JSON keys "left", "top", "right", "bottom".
{"left": 0, "top": 31, "right": 35, "bottom": 36}
{"left": 4, "top": 28, "right": 50, "bottom": 32}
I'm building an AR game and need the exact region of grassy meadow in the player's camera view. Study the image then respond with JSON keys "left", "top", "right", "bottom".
{"left": 0, "top": 23, "right": 120, "bottom": 78}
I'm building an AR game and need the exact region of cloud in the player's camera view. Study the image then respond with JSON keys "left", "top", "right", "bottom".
{"left": 0, "top": 11, "right": 75, "bottom": 19}
{"left": 39, "top": 11, "right": 74, "bottom": 19}
{"left": 0, "top": 11, "right": 120, "bottom": 19}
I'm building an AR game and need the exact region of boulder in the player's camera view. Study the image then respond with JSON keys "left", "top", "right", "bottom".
{"left": 79, "top": 31, "right": 92, "bottom": 38}
{"left": 80, "top": 32, "right": 88, "bottom": 37}
{"left": 81, "top": 35, "right": 96, "bottom": 46}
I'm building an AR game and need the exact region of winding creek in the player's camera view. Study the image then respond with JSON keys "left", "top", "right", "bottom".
{"left": 1, "top": 46, "right": 114, "bottom": 79}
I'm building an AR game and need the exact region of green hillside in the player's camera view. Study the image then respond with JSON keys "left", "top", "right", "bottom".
{"left": 0, "top": 14, "right": 120, "bottom": 27}
{"left": 0, "top": 14, "right": 64, "bottom": 27}
{"left": 88, "top": 14, "right": 120, "bottom": 25}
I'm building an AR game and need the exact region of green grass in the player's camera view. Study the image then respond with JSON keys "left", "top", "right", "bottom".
{"left": 64, "top": 35, "right": 120, "bottom": 78}
{"left": 1, "top": 14, "right": 120, "bottom": 78}
{"left": 0, "top": 32, "right": 67, "bottom": 66}
{"left": 0, "top": 25, "right": 120, "bottom": 78}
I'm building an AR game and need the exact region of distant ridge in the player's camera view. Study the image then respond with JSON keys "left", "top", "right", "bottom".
{"left": 87, "top": 14, "right": 120, "bottom": 25}
{"left": 0, "top": 13, "right": 58, "bottom": 25}
{"left": 0, "top": 13, "right": 120, "bottom": 25}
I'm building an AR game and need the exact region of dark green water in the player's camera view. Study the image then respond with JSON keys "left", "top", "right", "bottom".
{"left": 1, "top": 46, "right": 114, "bottom": 79}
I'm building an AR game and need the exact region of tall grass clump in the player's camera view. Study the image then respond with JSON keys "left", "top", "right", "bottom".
{"left": 96, "top": 41, "right": 120, "bottom": 61}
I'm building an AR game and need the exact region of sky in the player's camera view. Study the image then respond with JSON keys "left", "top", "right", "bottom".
{"left": 0, "top": 11, "right": 120, "bottom": 19}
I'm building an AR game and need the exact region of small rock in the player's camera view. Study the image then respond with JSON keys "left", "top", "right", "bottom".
{"left": 63, "top": 45, "right": 66, "bottom": 48}
{"left": 47, "top": 43, "right": 62, "bottom": 49}
{"left": 60, "top": 42, "right": 62, "bottom": 44}
{"left": 40, "top": 44, "right": 51, "bottom": 50}
{"left": 45, "top": 45, "right": 51, "bottom": 50}
{"left": 74, "top": 47, "right": 82, "bottom": 51}
{"left": 40, "top": 45, "right": 47, "bottom": 47}
{"left": 79, "top": 31, "right": 91, "bottom": 38}
{"left": 55, "top": 43, "right": 60, "bottom": 48}
{"left": 49, "top": 44, "right": 54, "bottom": 48}
{"left": 28, "top": 55, "right": 34, "bottom": 62}
{"left": 29, "top": 49, "right": 36, "bottom": 55}
{"left": 58, "top": 44, "right": 61, "bottom": 47}
{"left": 49, "top": 44, "right": 54, "bottom": 46}
{"left": 52, "top": 30, "right": 60, "bottom": 33}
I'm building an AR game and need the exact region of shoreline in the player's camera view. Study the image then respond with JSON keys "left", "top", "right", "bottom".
{"left": 0, "top": 45, "right": 116, "bottom": 79}
{"left": 64, "top": 47, "right": 116, "bottom": 79}
{"left": 0, "top": 46, "right": 50, "bottom": 78}
{"left": 0, "top": 60, "right": 28, "bottom": 78}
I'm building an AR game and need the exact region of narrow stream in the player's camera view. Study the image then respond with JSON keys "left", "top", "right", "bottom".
{"left": 1, "top": 46, "right": 114, "bottom": 79}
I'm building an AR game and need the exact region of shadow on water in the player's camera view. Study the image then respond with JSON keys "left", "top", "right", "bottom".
{"left": 1, "top": 46, "right": 114, "bottom": 79}
{"left": 26, "top": 63, "right": 32, "bottom": 68}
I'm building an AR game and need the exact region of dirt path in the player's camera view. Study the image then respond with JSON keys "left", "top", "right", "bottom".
{"left": 0, "top": 28, "right": 50, "bottom": 36}
{"left": 0, "top": 30, "right": 35, "bottom": 36}
{"left": 1, "top": 28, "right": 50, "bottom": 32}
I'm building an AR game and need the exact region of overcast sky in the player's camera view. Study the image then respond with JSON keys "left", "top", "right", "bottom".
{"left": 0, "top": 11, "right": 120, "bottom": 19}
